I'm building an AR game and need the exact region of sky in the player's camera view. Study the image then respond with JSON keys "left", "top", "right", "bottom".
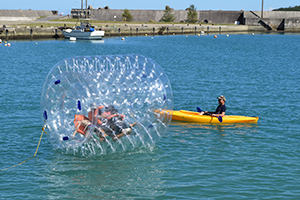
{"left": 1, "top": 0, "right": 300, "bottom": 15}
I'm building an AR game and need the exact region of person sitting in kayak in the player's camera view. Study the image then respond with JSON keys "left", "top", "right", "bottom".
{"left": 201, "top": 95, "right": 226, "bottom": 117}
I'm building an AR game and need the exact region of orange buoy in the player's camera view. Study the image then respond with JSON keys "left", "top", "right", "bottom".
{"left": 214, "top": 35, "right": 217, "bottom": 38}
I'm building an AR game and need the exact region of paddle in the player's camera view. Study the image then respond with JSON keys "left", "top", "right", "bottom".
{"left": 196, "top": 107, "right": 223, "bottom": 123}
{"left": 196, "top": 107, "right": 202, "bottom": 112}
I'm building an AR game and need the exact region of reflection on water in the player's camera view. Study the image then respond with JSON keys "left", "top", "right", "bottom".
{"left": 42, "top": 148, "right": 166, "bottom": 199}
{"left": 66, "top": 39, "right": 105, "bottom": 44}
{"left": 168, "top": 121, "right": 259, "bottom": 146}
{"left": 171, "top": 121, "right": 258, "bottom": 133}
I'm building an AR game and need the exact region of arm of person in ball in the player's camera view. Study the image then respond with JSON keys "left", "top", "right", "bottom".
{"left": 98, "top": 128, "right": 108, "bottom": 142}
{"left": 73, "top": 122, "right": 81, "bottom": 138}
{"left": 112, "top": 133, "right": 125, "bottom": 141}
{"left": 113, "top": 126, "right": 136, "bottom": 141}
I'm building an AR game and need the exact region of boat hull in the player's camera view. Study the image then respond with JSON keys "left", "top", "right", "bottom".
{"left": 62, "top": 30, "right": 105, "bottom": 40}
{"left": 164, "top": 110, "right": 259, "bottom": 124}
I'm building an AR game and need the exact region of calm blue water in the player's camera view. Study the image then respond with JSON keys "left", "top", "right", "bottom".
{"left": 1, "top": 33, "right": 300, "bottom": 199}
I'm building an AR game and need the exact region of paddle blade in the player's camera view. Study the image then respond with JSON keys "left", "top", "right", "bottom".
{"left": 217, "top": 116, "right": 223, "bottom": 123}
{"left": 196, "top": 107, "right": 202, "bottom": 112}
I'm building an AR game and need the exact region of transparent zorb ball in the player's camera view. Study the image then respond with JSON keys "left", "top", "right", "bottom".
{"left": 40, "top": 55, "right": 173, "bottom": 155}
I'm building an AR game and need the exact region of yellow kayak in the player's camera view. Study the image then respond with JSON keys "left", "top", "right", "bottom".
{"left": 168, "top": 110, "right": 259, "bottom": 124}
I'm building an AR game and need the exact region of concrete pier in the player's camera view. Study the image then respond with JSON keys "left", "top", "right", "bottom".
{"left": 0, "top": 24, "right": 268, "bottom": 40}
{"left": 0, "top": 26, "right": 63, "bottom": 40}
{"left": 94, "top": 24, "right": 265, "bottom": 37}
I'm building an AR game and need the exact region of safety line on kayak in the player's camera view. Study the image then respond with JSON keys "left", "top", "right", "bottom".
{"left": 0, "top": 122, "right": 47, "bottom": 172}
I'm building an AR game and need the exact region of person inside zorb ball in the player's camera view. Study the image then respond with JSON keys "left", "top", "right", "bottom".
{"left": 40, "top": 54, "right": 173, "bottom": 155}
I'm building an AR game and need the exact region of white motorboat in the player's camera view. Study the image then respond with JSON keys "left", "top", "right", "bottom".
{"left": 61, "top": 19, "right": 104, "bottom": 40}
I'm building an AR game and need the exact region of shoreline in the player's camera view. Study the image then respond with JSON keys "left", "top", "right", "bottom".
{"left": 0, "top": 21, "right": 298, "bottom": 40}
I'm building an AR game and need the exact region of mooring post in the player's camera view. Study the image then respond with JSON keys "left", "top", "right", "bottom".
{"left": 153, "top": 27, "right": 155, "bottom": 36}
{"left": 54, "top": 29, "right": 59, "bottom": 38}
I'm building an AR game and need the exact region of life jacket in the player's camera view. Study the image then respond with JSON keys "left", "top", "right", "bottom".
{"left": 74, "top": 114, "right": 90, "bottom": 135}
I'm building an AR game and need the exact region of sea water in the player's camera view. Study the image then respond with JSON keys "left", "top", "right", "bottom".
{"left": 0, "top": 33, "right": 300, "bottom": 199}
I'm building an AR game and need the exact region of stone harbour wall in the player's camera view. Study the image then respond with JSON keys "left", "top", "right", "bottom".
{"left": 72, "top": 9, "right": 243, "bottom": 24}
{"left": 0, "top": 9, "right": 55, "bottom": 21}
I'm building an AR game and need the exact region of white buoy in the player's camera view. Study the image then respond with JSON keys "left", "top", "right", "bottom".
{"left": 121, "top": 37, "right": 125, "bottom": 41}
{"left": 0, "top": 39, "right": 2, "bottom": 43}
{"left": 7, "top": 43, "right": 11, "bottom": 46}
{"left": 252, "top": 33, "right": 255, "bottom": 35}
{"left": 70, "top": 37, "right": 76, "bottom": 41}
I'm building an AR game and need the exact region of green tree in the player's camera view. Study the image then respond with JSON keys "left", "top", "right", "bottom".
{"left": 161, "top": 5, "right": 176, "bottom": 22}
{"left": 122, "top": 9, "right": 133, "bottom": 21}
{"left": 186, "top": 4, "right": 198, "bottom": 23}
{"left": 273, "top": 5, "right": 300, "bottom": 11}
